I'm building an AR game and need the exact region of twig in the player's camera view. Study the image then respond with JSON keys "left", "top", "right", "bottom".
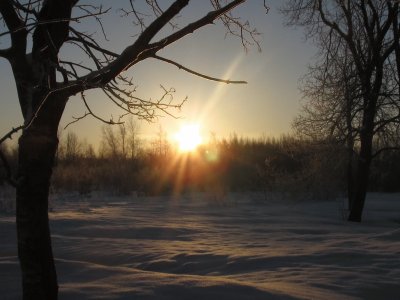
{"left": 0, "top": 125, "right": 24, "bottom": 145}
{"left": 80, "top": 92, "right": 124, "bottom": 125}
{"left": 64, "top": 112, "right": 91, "bottom": 129}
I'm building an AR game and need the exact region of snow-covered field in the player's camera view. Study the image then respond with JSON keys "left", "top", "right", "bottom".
{"left": 1, "top": 191, "right": 399, "bottom": 300}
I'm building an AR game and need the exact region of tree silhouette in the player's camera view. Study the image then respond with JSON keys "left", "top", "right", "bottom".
{"left": 283, "top": 0, "right": 400, "bottom": 222}
{"left": 0, "top": 1, "right": 263, "bottom": 298}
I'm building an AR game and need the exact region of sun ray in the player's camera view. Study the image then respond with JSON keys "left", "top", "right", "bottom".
{"left": 199, "top": 54, "right": 245, "bottom": 124}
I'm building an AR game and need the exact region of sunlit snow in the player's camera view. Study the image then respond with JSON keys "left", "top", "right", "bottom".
{"left": 1, "top": 191, "right": 399, "bottom": 299}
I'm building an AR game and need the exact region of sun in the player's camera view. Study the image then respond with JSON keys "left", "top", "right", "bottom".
{"left": 174, "top": 123, "right": 203, "bottom": 152}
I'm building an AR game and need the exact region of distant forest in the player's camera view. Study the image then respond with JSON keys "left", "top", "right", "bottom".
{"left": 1, "top": 124, "right": 399, "bottom": 197}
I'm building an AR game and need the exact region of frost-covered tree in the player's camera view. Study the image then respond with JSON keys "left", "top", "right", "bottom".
{"left": 283, "top": 0, "right": 400, "bottom": 222}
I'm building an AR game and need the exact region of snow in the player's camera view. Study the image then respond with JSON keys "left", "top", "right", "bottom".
{"left": 1, "top": 192, "right": 399, "bottom": 299}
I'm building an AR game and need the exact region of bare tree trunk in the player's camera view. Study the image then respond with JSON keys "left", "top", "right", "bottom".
{"left": 345, "top": 108, "right": 355, "bottom": 211}
{"left": 346, "top": 148, "right": 355, "bottom": 211}
{"left": 348, "top": 155, "right": 371, "bottom": 222}
{"left": 348, "top": 111, "right": 374, "bottom": 222}
{"left": 17, "top": 130, "right": 59, "bottom": 299}
{"left": 16, "top": 93, "right": 67, "bottom": 299}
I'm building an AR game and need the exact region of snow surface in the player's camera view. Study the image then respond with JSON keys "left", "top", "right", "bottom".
{"left": 1, "top": 192, "right": 399, "bottom": 299}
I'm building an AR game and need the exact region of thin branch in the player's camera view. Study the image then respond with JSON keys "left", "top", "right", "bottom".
{"left": 124, "top": 0, "right": 179, "bottom": 32}
{"left": 0, "top": 0, "right": 28, "bottom": 61}
{"left": 11, "top": 0, "right": 39, "bottom": 16}
{"left": 67, "top": 36, "right": 118, "bottom": 58}
{"left": 0, "top": 6, "right": 109, "bottom": 39}
{"left": 0, "top": 125, "right": 24, "bottom": 145}
{"left": 0, "top": 0, "right": 24, "bottom": 33}
{"left": 149, "top": 0, "right": 247, "bottom": 52}
{"left": 76, "top": 4, "right": 109, "bottom": 41}
{"left": 152, "top": 54, "right": 247, "bottom": 84}
{"left": 64, "top": 112, "right": 91, "bottom": 129}
{"left": 64, "top": 0, "right": 249, "bottom": 96}
{"left": 80, "top": 92, "right": 124, "bottom": 125}
{"left": 59, "top": 59, "right": 93, "bottom": 78}
{"left": 211, "top": 0, "right": 262, "bottom": 51}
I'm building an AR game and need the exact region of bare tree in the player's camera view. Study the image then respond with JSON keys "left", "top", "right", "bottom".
{"left": 126, "top": 117, "right": 141, "bottom": 159}
{"left": 100, "top": 124, "right": 122, "bottom": 159}
{"left": 293, "top": 39, "right": 361, "bottom": 209}
{"left": 283, "top": 0, "right": 400, "bottom": 222}
{"left": 63, "top": 131, "right": 82, "bottom": 161}
{"left": 152, "top": 125, "right": 170, "bottom": 157}
{"left": 0, "top": 0, "right": 264, "bottom": 298}
{"left": 100, "top": 117, "right": 141, "bottom": 159}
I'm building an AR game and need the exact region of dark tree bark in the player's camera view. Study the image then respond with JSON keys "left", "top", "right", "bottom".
{"left": 346, "top": 144, "right": 355, "bottom": 211}
{"left": 348, "top": 94, "right": 377, "bottom": 221}
{"left": 17, "top": 132, "right": 59, "bottom": 299}
{"left": 16, "top": 92, "right": 67, "bottom": 299}
{"left": 11, "top": 2, "right": 73, "bottom": 296}
{"left": 348, "top": 134, "right": 373, "bottom": 222}
{"left": 348, "top": 161, "right": 370, "bottom": 222}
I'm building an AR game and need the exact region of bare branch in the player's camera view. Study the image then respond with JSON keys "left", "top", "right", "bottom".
{"left": 80, "top": 92, "right": 123, "bottom": 125}
{"left": 64, "top": 0, "right": 250, "bottom": 96}
{"left": 211, "top": 0, "right": 262, "bottom": 51}
{"left": 10, "top": 0, "right": 39, "bottom": 17}
{"left": 76, "top": 4, "right": 110, "bottom": 41}
{"left": 149, "top": 0, "right": 247, "bottom": 53}
{"left": 0, "top": 8, "right": 109, "bottom": 39}
{"left": 59, "top": 59, "right": 93, "bottom": 78}
{"left": 0, "top": 125, "right": 24, "bottom": 145}
{"left": 64, "top": 112, "right": 91, "bottom": 129}
{"left": 0, "top": 0, "right": 28, "bottom": 60}
{"left": 67, "top": 35, "right": 118, "bottom": 58}
{"left": 102, "top": 82, "right": 186, "bottom": 121}
{"left": 0, "top": 0, "right": 24, "bottom": 33}
{"left": 152, "top": 54, "right": 247, "bottom": 84}
{"left": 122, "top": 0, "right": 179, "bottom": 32}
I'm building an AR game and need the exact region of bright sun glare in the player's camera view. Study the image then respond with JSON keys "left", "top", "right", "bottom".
{"left": 174, "top": 123, "right": 202, "bottom": 152}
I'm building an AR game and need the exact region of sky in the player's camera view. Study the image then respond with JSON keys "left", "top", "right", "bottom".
{"left": 0, "top": 0, "right": 317, "bottom": 148}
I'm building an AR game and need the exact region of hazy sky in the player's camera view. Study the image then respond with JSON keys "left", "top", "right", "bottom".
{"left": 0, "top": 0, "right": 317, "bottom": 147}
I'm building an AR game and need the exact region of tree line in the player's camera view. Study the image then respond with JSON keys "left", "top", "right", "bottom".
{"left": 3, "top": 125, "right": 399, "bottom": 198}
